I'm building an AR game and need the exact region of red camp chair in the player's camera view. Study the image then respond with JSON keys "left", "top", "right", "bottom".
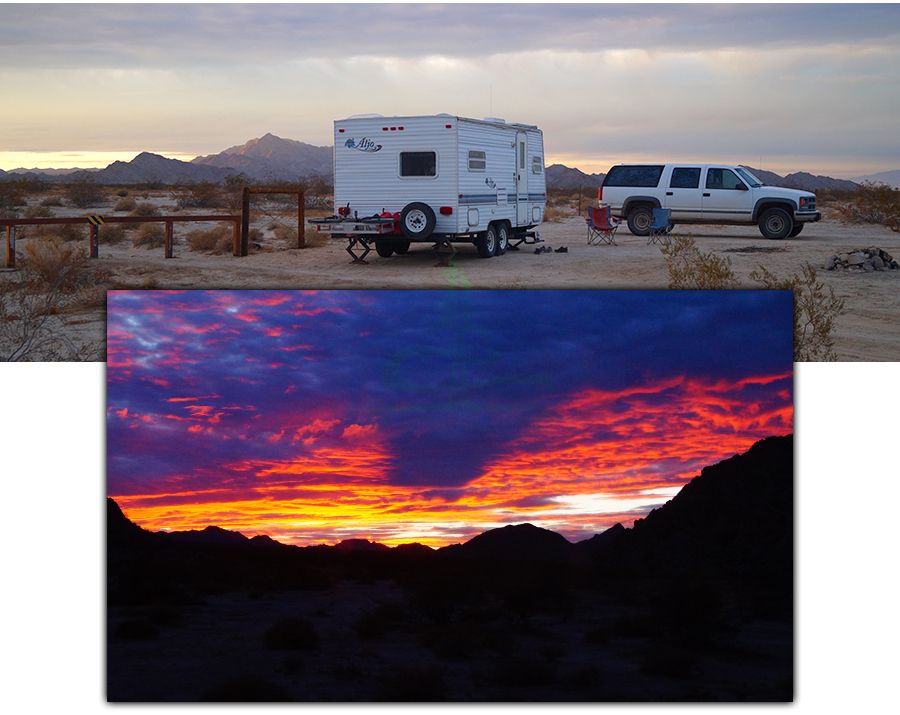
{"left": 586, "top": 205, "right": 620, "bottom": 245}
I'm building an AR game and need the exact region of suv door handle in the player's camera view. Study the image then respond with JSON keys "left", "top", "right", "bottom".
{"left": 666, "top": 191, "right": 673, "bottom": 196}
{"left": 703, "top": 193, "right": 710, "bottom": 197}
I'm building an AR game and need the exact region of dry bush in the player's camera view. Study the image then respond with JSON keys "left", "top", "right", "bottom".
{"left": 114, "top": 197, "right": 137, "bottom": 213}
{"left": 542, "top": 204, "right": 565, "bottom": 223}
{"left": 178, "top": 181, "right": 224, "bottom": 209}
{"left": 129, "top": 202, "right": 159, "bottom": 217}
{"left": 100, "top": 224, "right": 129, "bottom": 244}
{"left": 659, "top": 234, "right": 739, "bottom": 289}
{"left": 39, "top": 194, "right": 64, "bottom": 207}
{"left": 24, "top": 204, "right": 54, "bottom": 219}
{"left": 186, "top": 225, "right": 233, "bottom": 254}
{"left": 751, "top": 262, "right": 847, "bottom": 362}
{"left": 133, "top": 223, "right": 165, "bottom": 248}
{"left": 832, "top": 181, "right": 900, "bottom": 231}
{"left": 66, "top": 176, "right": 107, "bottom": 208}
{"left": 115, "top": 188, "right": 130, "bottom": 197}
{"left": 274, "top": 225, "right": 299, "bottom": 247}
{"left": 1, "top": 240, "right": 106, "bottom": 361}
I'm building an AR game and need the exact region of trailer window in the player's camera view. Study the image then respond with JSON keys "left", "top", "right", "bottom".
{"left": 400, "top": 151, "right": 437, "bottom": 177}
{"left": 468, "top": 150, "right": 486, "bottom": 172}
{"left": 532, "top": 155, "right": 542, "bottom": 174}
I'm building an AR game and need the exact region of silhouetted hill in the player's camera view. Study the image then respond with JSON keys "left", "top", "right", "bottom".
{"left": 546, "top": 164, "right": 605, "bottom": 190}
{"left": 441, "top": 522, "right": 575, "bottom": 562}
{"left": 107, "top": 496, "right": 153, "bottom": 548}
{"left": 333, "top": 538, "right": 391, "bottom": 552}
{"left": 163, "top": 525, "right": 253, "bottom": 546}
{"left": 589, "top": 435, "right": 792, "bottom": 581}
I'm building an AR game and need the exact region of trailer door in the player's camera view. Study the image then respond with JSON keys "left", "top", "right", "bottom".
{"left": 515, "top": 131, "right": 528, "bottom": 225}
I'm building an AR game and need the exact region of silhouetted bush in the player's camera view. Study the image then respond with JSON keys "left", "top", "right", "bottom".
{"left": 263, "top": 616, "right": 320, "bottom": 651}
{"left": 66, "top": 176, "right": 106, "bottom": 207}
{"left": 353, "top": 602, "right": 404, "bottom": 641}
{"left": 199, "top": 674, "right": 291, "bottom": 702}
{"left": 491, "top": 654, "right": 556, "bottom": 688}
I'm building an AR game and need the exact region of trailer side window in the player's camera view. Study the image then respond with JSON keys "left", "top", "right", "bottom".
{"left": 532, "top": 155, "right": 542, "bottom": 174}
{"left": 468, "top": 150, "right": 486, "bottom": 172}
{"left": 400, "top": 151, "right": 437, "bottom": 177}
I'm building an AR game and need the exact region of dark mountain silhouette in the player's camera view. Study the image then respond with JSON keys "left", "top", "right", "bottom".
{"left": 162, "top": 524, "right": 253, "bottom": 546}
{"left": 545, "top": 163, "right": 605, "bottom": 190}
{"left": 440, "top": 522, "right": 576, "bottom": 561}
{"left": 333, "top": 538, "right": 391, "bottom": 552}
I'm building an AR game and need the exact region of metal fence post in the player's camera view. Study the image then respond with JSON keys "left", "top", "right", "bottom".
{"left": 165, "top": 221, "right": 174, "bottom": 258}
{"left": 90, "top": 223, "right": 99, "bottom": 258}
{"left": 240, "top": 186, "right": 250, "bottom": 257}
{"left": 298, "top": 189, "right": 305, "bottom": 249}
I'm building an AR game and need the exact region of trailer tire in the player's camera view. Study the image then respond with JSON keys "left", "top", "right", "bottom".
{"left": 399, "top": 202, "right": 436, "bottom": 240}
{"left": 393, "top": 241, "right": 411, "bottom": 254}
{"left": 375, "top": 241, "right": 394, "bottom": 258}
{"left": 495, "top": 223, "right": 509, "bottom": 255}
{"left": 477, "top": 225, "right": 498, "bottom": 258}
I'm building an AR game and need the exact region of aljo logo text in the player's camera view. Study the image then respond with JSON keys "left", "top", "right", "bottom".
{"left": 344, "top": 137, "right": 382, "bottom": 152}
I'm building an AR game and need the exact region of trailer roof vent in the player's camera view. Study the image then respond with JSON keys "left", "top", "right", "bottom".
{"left": 346, "top": 113, "right": 384, "bottom": 119}
{"left": 483, "top": 117, "right": 506, "bottom": 124}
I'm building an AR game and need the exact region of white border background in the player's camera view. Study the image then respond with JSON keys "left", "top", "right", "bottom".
{"left": 3, "top": 361, "right": 897, "bottom": 713}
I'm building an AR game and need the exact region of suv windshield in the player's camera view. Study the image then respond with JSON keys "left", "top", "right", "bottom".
{"left": 735, "top": 167, "right": 764, "bottom": 188}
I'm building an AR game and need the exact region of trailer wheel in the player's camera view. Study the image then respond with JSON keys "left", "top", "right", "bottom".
{"left": 477, "top": 225, "right": 498, "bottom": 258}
{"left": 393, "top": 241, "right": 411, "bottom": 254}
{"left": 495, "top": 223, "right": 509, "bottom": 255}
{"left": 375, "top": 241, "right": 394, "bottom": 258}
{"left": 399, "top": 202, "right": 436, "bottom": 240}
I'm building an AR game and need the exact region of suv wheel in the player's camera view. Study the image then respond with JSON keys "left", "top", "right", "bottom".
{"left": 759, "top": 207, "right": 793, "bottom": 240}
{"left": 626, "top": 206, "right": 653, "bottom": 236}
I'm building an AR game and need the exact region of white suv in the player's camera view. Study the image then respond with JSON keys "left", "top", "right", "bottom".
{"left": 600, "top": 164, "right": 821, "bottom": 239}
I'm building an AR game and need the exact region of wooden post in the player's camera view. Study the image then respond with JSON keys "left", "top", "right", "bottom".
{"left": 239, "top": 186, "right": 250, "bottom": 257}
{"left": 165, "top": 221, "right": 173, "bottom": 258}
{"left": 298, "top": 189, "right": 305, "bottom": 249}
{"left": 90, "top": 223, "right": 99, "bottom": 259}
{"left": 233, "top": 219, "right": 240, "bottom": 256}
{"left": 6, "top": 225, "right": 14, "bottom": 269}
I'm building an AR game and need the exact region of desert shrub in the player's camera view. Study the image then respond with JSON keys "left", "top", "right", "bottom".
{"left": 833, "top": 181, "right": 900, "bottom": 231}
{"left": 133, "top": 223, "right": 165, "bottom": 248}
{"left": 178, "top": 181, "right": 223, "bottom": 209}
{"left": 114, "top": 197, "right": 137, "bottom": 213}
{"left": 129, "top": 201, "right": 159, "bottom": 217}
{"left": 274, "top": 225, "right": 299, "bottom": 247}
{"left": 40, "top": 194, "right": 64, "bottom": 207}
{"left": 0, "top": 181, "right": 26, "bottom": 217}
{"left": 115, "top": 187, "right": 130, "bottom": 197}
{"left": 66, "top": 176, "right": 106, "bottom": 207}
{"left": 100, "top": 224, "right": 128, "bottom": 244}
{"left": 186, "top": 225, "right": 233, "bottom": 254}
{"left": 199, "top": 674, "right": 291, "bottom": 702}
{"left": 24, "top": 204, "right": 54, "bottom": 219}
{"left": 113, "top": 618, "right": 158, "bottom": 640}
{"left": 374, "top": 664, "right": 446, "bottom": 702}
{"left": 542, "top": 204, "right": 564, "bottom": 223}
{"left": 751, "top": 262, "right": 847, "bottom": 362}
{"left": 263, "top": 616, "right": 320, "bottom": 651}
{"left": 659, "top": 234, "right": 739, "bottom": 289}
{"left": 18, "top": 240, "right": 93, "bottom": 292}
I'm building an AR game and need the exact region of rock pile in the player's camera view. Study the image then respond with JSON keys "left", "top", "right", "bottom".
{"left": 825, "top": 247, "right": 899, "bottom": 272}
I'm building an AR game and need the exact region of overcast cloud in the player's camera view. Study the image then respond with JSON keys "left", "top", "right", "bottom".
{"left": 2, "top": 3, "right": 899, "bottom": 176}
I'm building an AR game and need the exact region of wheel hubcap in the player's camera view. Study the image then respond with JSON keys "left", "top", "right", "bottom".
{"left": 406, "top": 211, "right": 426, "bottom": 231}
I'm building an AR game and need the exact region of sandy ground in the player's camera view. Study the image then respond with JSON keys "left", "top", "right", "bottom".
{"left": 6, "top": 193, "right": 900, "bottom": 361}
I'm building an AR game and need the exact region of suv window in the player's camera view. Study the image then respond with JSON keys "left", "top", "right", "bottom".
{"left": 706, "top": 168, "right": 745, "bottom": 190}
{"left": 400, "top": 151, "right": 437, "bottom": 177}
{"left": 604, "top": 165, "right": 664, "bottom": 188}
{"left": 670, "top": 168, "right": 701, "bottom": 189}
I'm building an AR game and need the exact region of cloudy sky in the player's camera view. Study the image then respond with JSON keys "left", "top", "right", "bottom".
{"left": 1, "top": 2, "right": 899, "bottom": 178}
{"left": 106, "top": 289, "right": 793, "bottom": 547}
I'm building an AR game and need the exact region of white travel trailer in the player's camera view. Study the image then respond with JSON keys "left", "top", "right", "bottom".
{"left": 311, "top": 114, "right": 546, "bottom": 262}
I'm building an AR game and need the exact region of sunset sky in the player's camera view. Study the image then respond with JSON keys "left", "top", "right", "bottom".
{"left": 107, "top": 289, "right": 794, "bottom": 548}
{"left": 1, "top": 3, "right": 898, "bottom": 177}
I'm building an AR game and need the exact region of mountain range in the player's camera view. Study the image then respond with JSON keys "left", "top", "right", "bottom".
{"left": 0, "top": 130, "right": 886, "bottom": 191}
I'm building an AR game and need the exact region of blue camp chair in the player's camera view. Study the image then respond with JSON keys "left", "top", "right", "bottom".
{"left": 586, "top": 205, "right": 620, "bottom": 245}
{"left": 647, "top": 208, "right": 673, "bottom": 245}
